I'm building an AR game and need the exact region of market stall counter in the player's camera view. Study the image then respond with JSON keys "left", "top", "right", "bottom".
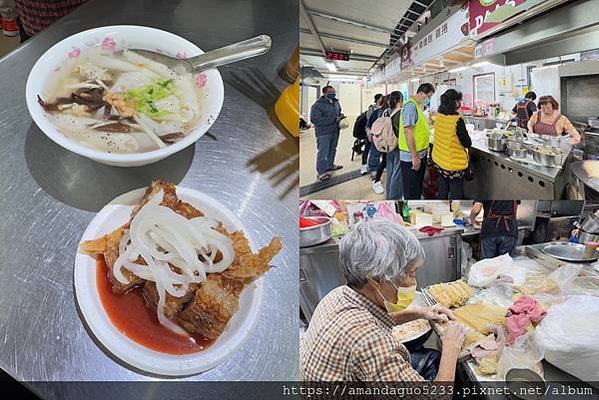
{"left": 455, "top": 241, "right": 599, "bottom": 398}
{"left": 464, "top": 133, "right": 572, "bottom": 200}
{"left": 300, "top": 226, "right": 464, "bottom": 322}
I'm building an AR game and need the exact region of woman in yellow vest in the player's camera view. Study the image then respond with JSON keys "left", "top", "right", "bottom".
{"left": 431, "top": 89, "right": 472, "bottom": 199}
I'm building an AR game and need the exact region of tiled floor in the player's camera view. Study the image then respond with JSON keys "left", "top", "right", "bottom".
{"left": 300, "top": 116, "right": 393, "bottom": 200}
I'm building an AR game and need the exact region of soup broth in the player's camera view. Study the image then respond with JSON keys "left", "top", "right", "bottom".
{"left": 38, "top": 46, "right": 205, "bottom": 153}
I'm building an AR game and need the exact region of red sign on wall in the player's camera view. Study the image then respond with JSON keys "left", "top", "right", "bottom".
{"left": 469, "top": 0, "right": 543, "bottom": 39}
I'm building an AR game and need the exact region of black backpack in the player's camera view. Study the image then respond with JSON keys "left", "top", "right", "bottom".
{"left": 352, "top": 111, "right": 368, "bottom": 139}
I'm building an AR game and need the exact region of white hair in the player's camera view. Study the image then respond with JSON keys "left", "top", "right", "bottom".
{"left": 339, "top": 219, "right": 425, "bottom": 287}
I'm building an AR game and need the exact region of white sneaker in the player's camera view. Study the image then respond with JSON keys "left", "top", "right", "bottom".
{"left": 370, "top": 171, "right": 377, "bottom": 181}
{"left": 372, "top": 181, "right": 384, "bottom": 194}
{"left": 360, "top": 165, "right": 368, "bottom": 175}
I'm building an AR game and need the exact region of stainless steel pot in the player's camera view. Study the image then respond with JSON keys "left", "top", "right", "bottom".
{"left": 530, "top": 144, "right": 564, "bottom": 167}
{"left": 579, "top": 213, "right": 599, "bottom": 233}
{"left": 589, "top": 117, "right": 599, "bottom": 129}
{"left": 487, "top": 133, "right": 506, "bottom": 152}
{"left": 300, "top": 217, "right": 332, "bottom": 247}
{"left": 576, "top": 230, "right": 599, "bottom": 244}
{"left": 506, "top": 140, "right": 528, "bottom": 159}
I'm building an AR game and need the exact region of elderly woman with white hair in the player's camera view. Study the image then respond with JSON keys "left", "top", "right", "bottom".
{"left": 300, "top": 219, "right": 465, "bottom": 382}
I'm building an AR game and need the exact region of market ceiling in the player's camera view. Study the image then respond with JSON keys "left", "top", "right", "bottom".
{"left": 299, "top": 0, "right": 437, "bottom": 78}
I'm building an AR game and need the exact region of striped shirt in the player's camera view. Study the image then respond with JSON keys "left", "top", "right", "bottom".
{"left": 300, "top": 285, "right": 425, "bottom": 381}
{"left": 16, "top": 0, "right": 87, "bottom": 36}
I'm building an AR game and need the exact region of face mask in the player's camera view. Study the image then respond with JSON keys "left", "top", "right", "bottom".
{"left": 327, "top": 93, "right": 336, "bottom": 100}
{"left": 423, "top": 98, "right": 431, "bottom": 106}
{"left": 376, "top": 279, "right": 417, "bottom": 313}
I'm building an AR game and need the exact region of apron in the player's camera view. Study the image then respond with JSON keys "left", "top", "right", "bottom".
{"left": 516, "top": 101, "right": 532, "bottom": 129}
{"left": 532, "top": 111, "right": 562, "bottom": 136}
{"left": 486, "top": 201, "right": 517, "bottom": 234}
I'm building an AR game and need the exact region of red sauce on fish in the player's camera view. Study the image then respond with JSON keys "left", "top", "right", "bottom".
{"left": 96, "top": 257, "right": 213, "bottom": 355}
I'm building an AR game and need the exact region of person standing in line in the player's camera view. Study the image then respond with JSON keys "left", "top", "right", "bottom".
{"left": 432, "top": 89, "right": 471, "bottom": 199}
{"left": 310, "top": 85, "right": 345, "bottom": 181}
{"left": 511, "top": 91, "right": 537, "bottom": 130}
{"left": 367, "top": 95, "right": 388, "bottom": 194}
{"left": 361, "top": 93, "right": 383, "bottom": 175}
{"left": 470, "top": 201, "right": 519, "bottom": 259}
{"left": 398, "top": 83, "right": 435, "bottom": 199}
{"left": 380, "top": 91, "right": 403, "bottom": 199}
{"left": 365, "top": 95, "right": 385, "bottom": 179}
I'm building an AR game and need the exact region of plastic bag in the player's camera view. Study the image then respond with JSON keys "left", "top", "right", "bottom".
{"left": 497, "top": 332, "right": 545, "bottom": 379}
{"left": 299, "top": 200, "right": 328, "bottom": 217}
{"left": 535, "top": 295, "right": 599, "bottom": 382}
{"left": 375, "top": 202, "right": 402, "bottom": 224}
{"left": 468, "top": 286, "right": 515, "bottom": 308}
{"left": 468, "top": 254, "right": 527, "bottom": 287}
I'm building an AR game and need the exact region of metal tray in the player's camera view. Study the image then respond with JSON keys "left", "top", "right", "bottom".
{"left": 541, "top": 242, "right": 598, "bottom": 262}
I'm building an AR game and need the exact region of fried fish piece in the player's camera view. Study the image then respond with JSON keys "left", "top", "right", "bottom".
{"left": 143, "top": 281, "right": 199, "bottom": 318}
{"left": 80, "top": 225, "right": 144, "bottom": 294}
{"left": 176, "top": 274, "right": 244, "bottom": 340}
{"left": 214, "top": 224, "right": 282, "bottom": 282}
{"left": 130, "top": 179, "right": 180, "bottom": 220}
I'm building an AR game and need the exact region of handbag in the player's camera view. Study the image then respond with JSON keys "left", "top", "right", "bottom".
{"left": 339, "top": 117, "right": 350, "bottom": 130}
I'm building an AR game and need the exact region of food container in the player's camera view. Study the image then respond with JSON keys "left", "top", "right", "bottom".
{"left": 506, "top": 141, "right": 528, "bottom": 159}
{"left": 505, "top": 368, "right": 546, "bottom": 400}
{"left": 576, "top": 230, "right": 599, "bottom": 244}
{"left": 583, "top": 241, "right": 599, "bottom": 258}
{"left": 26, "top": 26, "right": 225, "bottom": 167}
{"left": 300, "top": 217, "right": 332, "bottom": 247}
{"left": 487, "top": 132, "right": 506, "bottom": 152}
{"left": 579, "top": 213, "right": 599, "bottom": 233}
{"left": 530, "top": 144, "right": 564, "bottom": 167}
{"left": 588, "top": 117, "right": 599, "bottom": 129}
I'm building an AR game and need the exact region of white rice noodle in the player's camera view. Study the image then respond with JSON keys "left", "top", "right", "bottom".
{"left": 175, "top": 74, "right": 198, "bottom": 121}
{"left": 51, "top": 114, "right": 139, "bottom": 152}
{"left": 89, "top": 54, "right": 141, "bottom": 72}
{"left": 153, "top": 95, "right": 181, "bottom": 114}
{"left": 133, "top": 114, "right": 167, "bottom": 149}
{"left": 65, "top": 82, "right": 102, "bottom": 90}
{"left": 112, "top": 190, "right": 235, "bottom": 334}
{"left": 123, "top": 50, "right": 177, "bottom": 80}
{"left": 110, "top": 70, "right": 156, "bottom": 93}
{"left": 74, "top": 61, "right": 110, "bottom": 81}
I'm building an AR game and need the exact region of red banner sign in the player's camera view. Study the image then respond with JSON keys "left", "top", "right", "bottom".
{"left": 469, "top": 0, "right": 541, "bottom": 38}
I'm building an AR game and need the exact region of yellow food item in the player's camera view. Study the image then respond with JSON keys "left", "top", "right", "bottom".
{"left": 392, "top": 319, "right": 430, "bottom": 342}
{"left": 453, "top": 303, "right": 507, "bottom": 334}
{"left": 514, "top": 277, "right": 559, "bottom": 295}
{"left": 428, "top": 279, "right": 475, "bottom": 308}
{"left": 476, "top": 354, "right": 498, "bottom": 376}
{"left": 464, "top": 330, "right": 487, "bottom": 346}
{"left": 583, "top": 162, "right": 599, "bottom": 178}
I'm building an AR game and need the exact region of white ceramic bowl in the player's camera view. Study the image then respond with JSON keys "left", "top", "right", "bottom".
{"left": 26, "top": 25, "right": 224, "bottom": 167}
{"left": 74, "top": 187, "right": 264, "bottom": 376}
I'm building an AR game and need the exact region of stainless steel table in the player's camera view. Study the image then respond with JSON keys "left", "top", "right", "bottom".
{"left": 0, "top": 0, "right": 299, "bottom": 388}
{"left": 464, "top": 138, "right": 571, "bottom": 199}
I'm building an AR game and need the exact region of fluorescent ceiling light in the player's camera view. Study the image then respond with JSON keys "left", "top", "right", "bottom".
{"left": 471, "top": 62, "right": 489, "bottom": 68}
{"left": 410, "top": 78, "right": 420, "bottom": 82}
{"left": 449, "top": 66, "right": 467, "bottom": 73}
{"left": 326, "top": 62, "right": 337, "bottom": 72}
{"left": 327, "top": 75, "right": 359, "bottom": 81}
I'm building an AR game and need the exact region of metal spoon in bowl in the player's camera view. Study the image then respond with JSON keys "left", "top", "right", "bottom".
{"left": 128, "top": 35, "right": 272, "bottom": 74}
